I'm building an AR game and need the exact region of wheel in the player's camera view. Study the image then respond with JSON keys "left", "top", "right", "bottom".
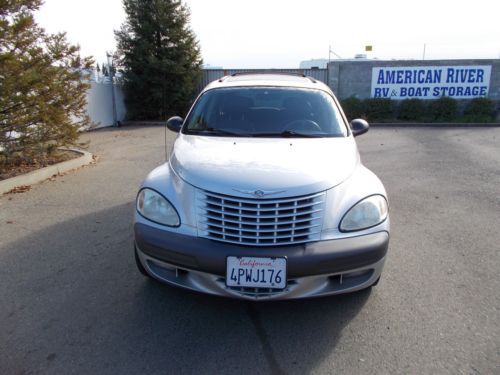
{"left": 134, "top": 246, "right": 149, "bottom": 277}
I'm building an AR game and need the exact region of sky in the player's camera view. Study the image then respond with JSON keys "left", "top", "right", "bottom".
{"left": 36, "top": 0, "right": 500, "bottom": 68}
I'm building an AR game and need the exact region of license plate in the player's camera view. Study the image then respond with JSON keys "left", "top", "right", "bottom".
{"left": 226, "top": 256, "right": 287, "bottom": 289}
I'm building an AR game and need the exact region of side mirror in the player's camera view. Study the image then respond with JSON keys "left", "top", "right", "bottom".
{"left": 350, "top": 119, "right": 369, "bottom": 137}
{"left": 166, "top": 116, "right": 183, "bottom": 133}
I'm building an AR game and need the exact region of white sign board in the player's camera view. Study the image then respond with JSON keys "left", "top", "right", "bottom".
{"left": 371, "top": 65, "right": 491, "bottom": 99}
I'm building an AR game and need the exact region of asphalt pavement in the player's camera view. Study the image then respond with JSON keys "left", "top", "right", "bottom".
{"left": 0, "top": 125, "right": 498, "bottom": 374}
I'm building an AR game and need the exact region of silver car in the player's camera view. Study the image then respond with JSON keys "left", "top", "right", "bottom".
{"left": 134, "top": 73, "right": 389, "bottom": 300}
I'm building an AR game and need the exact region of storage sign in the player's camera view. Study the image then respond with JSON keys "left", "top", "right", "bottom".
{"left": 371, "top": 65, "right": 491, "bottom": 99}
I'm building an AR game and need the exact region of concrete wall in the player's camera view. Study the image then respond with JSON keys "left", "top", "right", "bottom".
{"left": 328, "top": 59, "right": 500, "bottom": 101}
{"left": 86, "top": 82, "right": 126, "bottom": 128}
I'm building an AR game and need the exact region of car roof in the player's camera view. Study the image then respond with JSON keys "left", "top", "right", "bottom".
{"left": 203, "top": 73, "right": 334, "bottom": 95}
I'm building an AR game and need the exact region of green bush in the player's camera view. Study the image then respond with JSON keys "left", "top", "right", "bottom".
{"left": 340, "top": 97, "right": 364, "bottom": 120}
{"left": 397, "top": 99, "right": 426, "bottom": 121}
{"left": 463, "top": 98, "right": 496, "bottom": 122}
{"left": 429, "top": 97, "right": 458, "bottom": 122}
{"left": 363, "top": 98, "right": 394, "bottom": 122}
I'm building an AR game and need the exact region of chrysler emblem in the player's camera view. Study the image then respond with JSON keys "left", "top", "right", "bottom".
{"left": 254, "top": 190, "right": 265, "bottom": 198}
{"left": 233, "top": 188, "right": 286, "bottom": 198}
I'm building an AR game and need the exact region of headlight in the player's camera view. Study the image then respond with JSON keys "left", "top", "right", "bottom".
{"left": 136, "top": 188, "right": 180, "bottom": 227}
{"left": 339, "top": 195, "right": 388, "bottom": 232}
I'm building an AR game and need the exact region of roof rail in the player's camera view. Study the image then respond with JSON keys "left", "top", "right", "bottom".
{"left": 218, "top": 75, "right": 231, "bottom": 83}
{"left": 217, "top": 71, "right": 319, "bottom": 84}
{"left": 230, "top": 72, "right": 319, "bottom": 84}
{"left": 230, "top": 71, "right": 307, "bottom": 78}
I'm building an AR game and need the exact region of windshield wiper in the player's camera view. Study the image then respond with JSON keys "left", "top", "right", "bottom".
{"left": 252, "top": 130, "right": 325, "bottom": 138}
{"left": 189, "top": 127, "right": 251, "bottom": 137}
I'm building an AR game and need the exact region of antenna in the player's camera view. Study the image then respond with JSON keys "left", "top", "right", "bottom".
{"left": 164, "top": 119, "right": 168, "bottom": 161}
{"left": 329, "top": 45, "right": 342, "bottom": 59}
{"left": 163, "top": 75, "right": 168, "bottom": 161}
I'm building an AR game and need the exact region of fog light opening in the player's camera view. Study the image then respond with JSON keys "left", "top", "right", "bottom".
{"left": 344, "top": 270, "right": 369, "bottom": 278}
{"left": 342, "top": 269, "right": 374, "bottom": 283}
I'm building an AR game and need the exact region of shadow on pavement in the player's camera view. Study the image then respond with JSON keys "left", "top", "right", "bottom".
{"left": 1, "top": 203, "right": 370, "bottom": 375}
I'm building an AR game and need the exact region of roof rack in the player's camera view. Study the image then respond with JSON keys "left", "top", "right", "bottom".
{"left": 217, "top": 71, "right": 318, "bottom": 84}
{"left": 230, "top": 71, "right": 307, "bottom": 78}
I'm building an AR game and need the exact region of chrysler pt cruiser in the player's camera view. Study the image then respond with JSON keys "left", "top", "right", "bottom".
{"left": 134, "top": 73, "right": 389, "bottom": 300}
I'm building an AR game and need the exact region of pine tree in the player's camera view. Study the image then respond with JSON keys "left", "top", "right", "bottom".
{"left": 115, "top": 0, "right": 202, "bottom": 120}
{"left": 0, "top": 0, "right": 93, "bottom": 169}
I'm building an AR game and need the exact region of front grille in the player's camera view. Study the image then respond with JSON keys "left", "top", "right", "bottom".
{"left": 197, "top": 190, "right": 325, "bottom": 246}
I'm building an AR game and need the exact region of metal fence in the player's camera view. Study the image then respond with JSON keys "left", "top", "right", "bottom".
{"left": 199, "top": 68, "right": 328, "bottom": 93}
{"left": 86, "top": 82, "right": 126, "bottom": 128}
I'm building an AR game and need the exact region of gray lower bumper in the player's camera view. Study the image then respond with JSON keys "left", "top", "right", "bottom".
{"left": 134, "top": 223, "right": 389, "bottom": 277}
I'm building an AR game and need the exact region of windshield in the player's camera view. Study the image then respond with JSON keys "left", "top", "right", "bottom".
{"left": 183, "top": 87, "right": 348, "bottom": 137}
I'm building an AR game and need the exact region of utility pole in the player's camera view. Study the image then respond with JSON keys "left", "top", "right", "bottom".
{"left": 422, "top": 43, "right": 427, "bottom": 60}
{"left": 107, "top": 51, "right": 118, "bottom": 127}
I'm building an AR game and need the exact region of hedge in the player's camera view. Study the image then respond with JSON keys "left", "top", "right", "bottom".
{"left": 463, "top": 98, "right": 496, "bottom": 122}
{"left": 429, "top": 97, "right": 458, "bottom": 122}
{"left": 340, "top": 96, "right": 497, "bottom": 123}
{"left": 340, "top": 97, "right": 364, "bottom": 120}
{"left": 397, "top": 99, "right": 426, "bottom": 121}
{"left": 363, "top": 98, "right": 394, "bottom": 122}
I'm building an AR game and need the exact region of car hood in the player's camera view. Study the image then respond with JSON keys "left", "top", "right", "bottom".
{"left": 169, "top": 134, "right": 359, "bottom": 198}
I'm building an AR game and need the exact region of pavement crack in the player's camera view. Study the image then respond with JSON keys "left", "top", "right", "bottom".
{"left": 246, "top": 303, "right": 285, "bottom": 375}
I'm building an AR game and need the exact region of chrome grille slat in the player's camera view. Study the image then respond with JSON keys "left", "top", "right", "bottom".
{"left": 200, "top": 214, "right": 321, "bottom": 226}
{"left": 198, "top": 198, "right": 324, "bottom": 211}
{"left": 199, "top": 221, "right": 321, "bottom": 233}
{"left": 202, "top": 228, "right": 322, "bottom": 240}
{"left": 198, "top": 191, "right": 325, "bottom": 205}
{"left": 197, "top": 190, "right": 325, "bottom": 246}
{"left": 202, "top": 207, "right": 323, "bottom": 220}
{"left": 204, "top": 236, "right": 312, "bottom": 246}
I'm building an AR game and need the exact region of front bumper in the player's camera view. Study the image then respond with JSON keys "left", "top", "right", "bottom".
{"left": 134, "top": 223, "right": 389, "bottom": 300}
